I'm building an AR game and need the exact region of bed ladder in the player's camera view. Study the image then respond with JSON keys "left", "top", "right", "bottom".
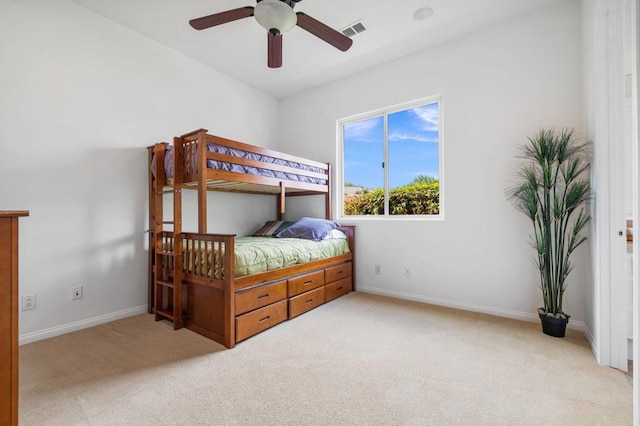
{"left": 153, "top": 229, "right": 184, "bottom": 329}
{"left": 151, "top": 142, "right": 184, "bottom": 330}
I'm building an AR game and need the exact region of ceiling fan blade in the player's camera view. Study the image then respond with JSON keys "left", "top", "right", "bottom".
{"left": 296, "top": 12, "right": 353, "bottom": 52}
{"left": 189, "top": 7, "right": 254, "bottom": 30}
{"left": 268, "top": 32, "right": 283, "bottom": 68}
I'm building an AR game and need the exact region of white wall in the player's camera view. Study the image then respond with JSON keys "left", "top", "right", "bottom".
{"left": 280, "top": 1, "right": 588, "bottom": 325}
{"left": 0, "top": 0, "right": 279, "bottom": 342}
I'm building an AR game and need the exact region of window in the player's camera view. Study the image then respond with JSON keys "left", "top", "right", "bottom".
{"left": 339, "top": 97, "right": 442, "bottom": 218}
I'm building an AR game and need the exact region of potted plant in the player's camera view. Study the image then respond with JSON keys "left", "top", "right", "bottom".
{"left": 508, "top": 128, "right": 591, "bottom": 337}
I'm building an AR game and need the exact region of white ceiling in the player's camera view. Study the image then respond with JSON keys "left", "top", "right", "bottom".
{"left": 70, "top": 0, "right": 561, "bottom": 99}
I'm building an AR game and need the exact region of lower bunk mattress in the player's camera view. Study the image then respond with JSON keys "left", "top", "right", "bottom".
{"left": 183, "top": 237, "right": 350, "bottom": 278}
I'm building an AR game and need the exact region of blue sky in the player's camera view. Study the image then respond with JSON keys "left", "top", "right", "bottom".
{"left": 343, "top": 102, "right": 439, "bottom": 189}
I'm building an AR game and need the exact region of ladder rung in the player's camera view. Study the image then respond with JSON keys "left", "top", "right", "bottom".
{"left": 156, "top": 309, "right": 176, "bottom": 321}
{"left": 157, "top": 250, "right": 175, "bottom": 257}
{"left": 157, "top": 280, "right": 175, "bottom": 288}
{"left": 156, "top": 221, "right": 175, "bottom": 225}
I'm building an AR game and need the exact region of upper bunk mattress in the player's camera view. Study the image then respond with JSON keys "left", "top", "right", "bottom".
{"left": 156, "top": 144, "right": 327, "bottom": 185}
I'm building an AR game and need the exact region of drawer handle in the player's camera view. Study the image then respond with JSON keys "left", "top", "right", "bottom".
{"left": 337, "top": 271, "right": 343, "bottom": 274}
{"left": 257, "top": 293, "right": 269, "bottom": 300}
{"left": 303, "top": 280, "right": 313, "bottom": 286}
{"left": 305, "top": 298, "right": 314, "bottom": 304}
{"left": 259, "top": 316, "right": 270, "bottom": 323}
{"left": 337, "top": 286, "right": 343, "bottom": 290}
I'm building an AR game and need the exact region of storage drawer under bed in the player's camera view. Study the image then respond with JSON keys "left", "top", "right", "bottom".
{"left": 325, "top": 262, "right": 352, "bottom": 283}
{"left": 235, "top": 300, "right": 288, "bottom": 342}
{"left": 288, "top": 270, "right": 324, "bottom": 297}
{"left": 288, "top": 286, "right": 325, "bottom": 319}
{"left": 235, "top": 280, "right": 287, "bottom": 316}
{"left": 325, "top": 277, "right": 352, "bottom": 302}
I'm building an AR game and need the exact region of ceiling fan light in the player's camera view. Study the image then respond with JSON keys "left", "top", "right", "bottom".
{"left": 254, "top": 0, "right": 297, "bottom": 34}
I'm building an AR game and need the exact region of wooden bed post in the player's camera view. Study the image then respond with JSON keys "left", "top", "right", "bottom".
{"left": 197, "top": 130, "right": 208, "bottom": 233}
{"left": 277, "top": 182, "right": 286, "bottom": 220}
{"left": 172, "top": 137, "right": 185, "bottom": 329}
{"left": 147, "top": 146, "right": 156, "bottom": 314}
{"left": 224, "top": 236, "right": 236, "bottom": 349}
{"left": 326, "top": 163, "right": 332, "bottom": 220}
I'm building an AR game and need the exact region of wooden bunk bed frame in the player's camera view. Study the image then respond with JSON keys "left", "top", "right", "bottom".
{"left": 147, "top": 129, "right": 355, "bottom": 348}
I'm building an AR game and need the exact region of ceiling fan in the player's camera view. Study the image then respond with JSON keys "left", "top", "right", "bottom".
{"left": 189, "top": 0, "right": 353, "bottom": 68}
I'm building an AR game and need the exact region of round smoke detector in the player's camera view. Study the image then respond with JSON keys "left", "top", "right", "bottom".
{"left": 413, "top": 7, "right": 434, "bottom": 21}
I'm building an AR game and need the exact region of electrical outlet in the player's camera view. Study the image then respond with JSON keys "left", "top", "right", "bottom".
{"left": 22, "top": 294, "right": 36, "bottom": 311}
{"left": 72, "top": 286, "right": 83, "bottom": 300}
{"left": 375, "top": 264, "right": 382, "bottom": 275}
{"left": 404, "top": 267, "right": 412, "bottom": 278}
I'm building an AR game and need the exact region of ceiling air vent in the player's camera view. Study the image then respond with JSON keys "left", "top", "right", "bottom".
{"left": 341, "top": 20, "right": 367, "bottom": 38}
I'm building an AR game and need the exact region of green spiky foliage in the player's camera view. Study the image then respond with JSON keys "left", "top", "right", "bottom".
{"left": 508, "top": 128, "right": 592, "bottom": 316}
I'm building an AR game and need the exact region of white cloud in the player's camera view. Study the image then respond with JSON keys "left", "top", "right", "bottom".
{"left": 411, "top": 105, "right": 439, "bottom": 131}
{"left": 389, "top": 131, "right": 438, "bottom": 143}
{"left": 344, "top": 118, "right": 381, "bottom": 141}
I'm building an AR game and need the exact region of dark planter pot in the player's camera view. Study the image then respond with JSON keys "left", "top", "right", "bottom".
{"left": 538, "top": 312, "right": 569, "bottom": 338}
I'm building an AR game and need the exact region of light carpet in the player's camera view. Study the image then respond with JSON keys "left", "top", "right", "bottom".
{"left": 19, "top": 292, "right": 632, "bottom": 425}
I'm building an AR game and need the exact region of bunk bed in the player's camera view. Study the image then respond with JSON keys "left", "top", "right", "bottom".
{"left": 147, "top": 129, "right": 355, "bottom": 348}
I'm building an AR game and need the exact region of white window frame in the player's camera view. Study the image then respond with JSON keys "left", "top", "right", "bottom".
{"left": 336, "top": 95, "right": 444, "bottom": 221}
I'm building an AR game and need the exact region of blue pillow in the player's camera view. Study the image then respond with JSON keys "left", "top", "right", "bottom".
{"left": 275, "top": 217, "right": 339, "bottom": 241}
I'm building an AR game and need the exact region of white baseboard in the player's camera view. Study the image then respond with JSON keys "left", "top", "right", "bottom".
{"left": 357, "top": 285, "right": 586, "bottom": 332}
{"left": 583, "top": 324, "right": 599, "bottom": 361}
{"left": 19, "top": 305, "right": 148, "bottom": 346}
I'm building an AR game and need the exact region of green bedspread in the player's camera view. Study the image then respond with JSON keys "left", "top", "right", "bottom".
{"left": 233, "top": 237, "right": 350, "bottom": 277}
